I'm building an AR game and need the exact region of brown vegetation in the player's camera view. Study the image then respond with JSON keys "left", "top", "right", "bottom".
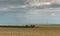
{"left": 0, "top": 24, "right": 60, "bottom": 36}
{"left": 0, "top": 28, "right": 59, "bottom": 36}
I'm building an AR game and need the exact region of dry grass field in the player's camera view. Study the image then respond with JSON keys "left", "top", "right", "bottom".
{"left": 0, "top": 24, "right": 60, "bottom": 36}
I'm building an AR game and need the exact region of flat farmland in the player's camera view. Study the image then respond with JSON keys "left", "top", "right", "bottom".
{"left": 0, "top": 24, "right": 60, "bottom": 36}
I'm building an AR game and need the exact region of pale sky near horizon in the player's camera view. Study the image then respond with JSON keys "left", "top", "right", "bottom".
{"left": 0, "top": 0, "right": 60, "bottom": 24}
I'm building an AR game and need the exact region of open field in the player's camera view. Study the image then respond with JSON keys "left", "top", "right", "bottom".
{"left": 0, "top": 24, "right": 60, "bottom": 36}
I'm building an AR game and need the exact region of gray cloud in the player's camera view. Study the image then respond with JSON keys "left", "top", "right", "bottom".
{"left": 0, "top": 0, "right": 60, "bottom": 11}
{"left": 0, "top": 0, "right": 8, "bottom": 1}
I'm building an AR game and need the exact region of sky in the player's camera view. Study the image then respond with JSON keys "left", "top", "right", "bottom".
{"left": 0, "top": 0, "right": 60, "bottom": 24}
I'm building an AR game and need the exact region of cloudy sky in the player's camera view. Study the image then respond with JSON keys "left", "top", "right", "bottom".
{"left": 0, "top": 0, "right": 60, "bottom": 24}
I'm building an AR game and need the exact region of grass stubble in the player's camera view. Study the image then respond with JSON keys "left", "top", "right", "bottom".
{"left": 0, "top": 24, "right": 60, "bottom": 36}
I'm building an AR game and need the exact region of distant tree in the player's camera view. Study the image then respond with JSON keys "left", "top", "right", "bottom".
{"left": 25, "top": 25, "right": 28, "bottom": 27}
{"left": 31, "top": 25, "right": 35, "bottom": 28}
